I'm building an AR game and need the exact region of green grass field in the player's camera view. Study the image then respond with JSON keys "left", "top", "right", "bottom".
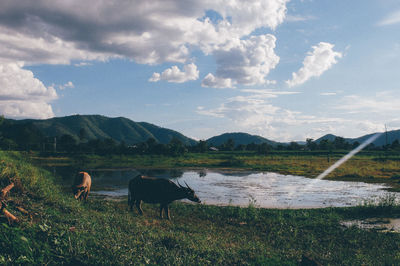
{"left": 1, "top": 151, "right": 400, "bottom": 264}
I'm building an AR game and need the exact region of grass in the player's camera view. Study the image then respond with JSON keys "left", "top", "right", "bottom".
{"left": 32, "top": 151, "right": 400, "bottom": 191}
{"left": 1, "top": 151, "right": 400, "bottom": 264}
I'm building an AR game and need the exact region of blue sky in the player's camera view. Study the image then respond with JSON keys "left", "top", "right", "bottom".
{"left": 1, "top": 0, "right": 400, "bottom": 141}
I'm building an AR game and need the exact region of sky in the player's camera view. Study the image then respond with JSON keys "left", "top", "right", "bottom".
{"left": 0, "top": 0, "right": 400, "bottom": 142}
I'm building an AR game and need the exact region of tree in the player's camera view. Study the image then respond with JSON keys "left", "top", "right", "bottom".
{"left": 102, "top": 138, "right": 117, "bottom": 154}
{"left": 235, "top": 144, "right": 246, "bottom": 151}
{"left": 58, "top": 134, "right": 77, "bottom": 152}
{"left": 257, "top": 143, "right": 271, "bottom": 155}
{"left": 319, "top": 139, "right": 333, "bottom": 150}
{"left": 146, "top": 137, "right": 157, "bottom": 153}
{"left": 288, "top": 141, "right": 302, "bottom": 151}
{"left": 223, "top": 138, "right": 235, "bottom": 151}
{"left": 246, "top": 142, "right": 258, "bottom": 151}
{"left": 168, "top": 137, "right": 186, "bottom": 156}
{"left": 196, "top": 140, "right": 208, "bottom": 153}
{"left": 333, "top": 137, "right": 350, "bottom": 150}
{"left": 391, "top": 139, "right": 400, "bottom": 150}
{"left": 351, "top": 141, "right": 360, "bottom": 149}
{"left": 79, "top": 128, "right": 88, "bottom": 142}
{"left": 306, "top": 138, "right": 317, "bottom": 151}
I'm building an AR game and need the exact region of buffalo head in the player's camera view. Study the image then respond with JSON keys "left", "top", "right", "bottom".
{"left": 177, "top": 181, "right": 201, "bottom": 203}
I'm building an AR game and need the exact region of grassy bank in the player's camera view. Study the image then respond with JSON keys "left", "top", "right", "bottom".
{"left": 1, "top": 151, "right": 400, "bottom": 264}
{"left": 32, "top": 151, "right": 400, "bottom": 191}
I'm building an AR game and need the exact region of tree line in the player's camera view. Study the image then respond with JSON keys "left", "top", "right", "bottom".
{"left": 0, "top": 117, "right": 399, "bottom": 155}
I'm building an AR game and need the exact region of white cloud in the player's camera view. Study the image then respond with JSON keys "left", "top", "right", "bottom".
{"left": 196, "top": 90, "right": 347, "bottom": 141}
{"left": 320, "top": 92, "right": 337, "bottom": 96}
{"left": 0, "top": 0, "right": 288, "bottom": 67}
{"left": 74, "top": 62, "right": 92, "bottom": 67}
{"left": 335, "top": 93, "right": 400, "bottom": 113}
{"left": 285, "top": 14, "right": 316, "bottom": 22}
{"left": 0, "top": 26, "right": 109, "bottom": 65}
{"left": 202, "top": 34, "right": 280, "bottom": 88}
{"left": 201, "top": 73, "right": 235, "bottom": 89}
{"left": 0, "top": 0, "right": 291, "bottom": 119}
{"left": 196, "top": 88, "right": 396, "bottom": 141}
{"left": 286, "top": 42, "right": 342, "bottom": 87}
{"left": 377, "top": 10, "right": 400, "bottom": 26}
{"left": 240, "top": 89, "right": 300, "bottom": 98}
{"left": 149, "top": 63, "right": 199, "bottom": 83}
{"left": 0, "top": 63, "right": 57, "bottom": 119}
{"left": 59, "top": 81, "right": 74, "bottom": 90}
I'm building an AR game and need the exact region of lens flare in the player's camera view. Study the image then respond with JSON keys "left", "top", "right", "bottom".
{"left": 287, "top": 133, "right": 383, "bottom": 203}
{"left": 315, "top": 133, "right": 382, "bottom": 180}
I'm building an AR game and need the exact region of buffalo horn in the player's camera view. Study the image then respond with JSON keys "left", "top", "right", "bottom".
{"left": 184, "top": 181, "right": 193, "bottom": 190}
{"left": 176, "top": 180, "right": 183, "bottom": 188}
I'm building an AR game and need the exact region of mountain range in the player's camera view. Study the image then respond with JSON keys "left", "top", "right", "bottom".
{"left": 2, "top": 114, "right": 400, "bottom": 147}
{"left": 4, "top": 115, "right": 197, "bottom": 146}
{"left": 315, "top": 130, "right": 400, "bottom": 147}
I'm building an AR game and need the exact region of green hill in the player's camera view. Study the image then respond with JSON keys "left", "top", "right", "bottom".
{"left": 206, "top": 132, "right": 281, "bottom": 147}
{"left": 4, "top": 115, "right": 197, "bottom": 146}
{"left": 315, "top": 130, "right": 400, "bottom": 147}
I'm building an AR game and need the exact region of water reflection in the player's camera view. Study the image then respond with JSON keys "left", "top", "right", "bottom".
{"left": 53, "top": 168, "right": 397, "bottom": 209}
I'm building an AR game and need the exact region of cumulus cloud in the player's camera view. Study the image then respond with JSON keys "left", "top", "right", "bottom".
{"left": 201, "top": 73, "right": 235, "bottom": 88}
{"left": 0, "top": 0, "right": 288, "bottom": 66}
{"left": 0, "top": 63, "right": 57, "bottom": 118}
{"left": 149, "top": 63, "right": 199, "bottom": 83}
{"left": 0, "top": 0, "right": 290, "bottom": 119}
{"left": 286, "top": 42, "right": 342, "bottom": 87}
{"left": 202, "top": 34, "right": 280, "bottom": 88}
{"left": 59, "top": 81, "right": 74, "bottom": 90}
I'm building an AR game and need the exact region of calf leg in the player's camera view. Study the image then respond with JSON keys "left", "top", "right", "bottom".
{"left": 84, "top": 190, "right": 89, "bottom": 201}
{"left": 135, "top": 200, "right": 143, "bottom": 215}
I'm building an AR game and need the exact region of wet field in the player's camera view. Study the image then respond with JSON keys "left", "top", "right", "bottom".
{"left": 57, "top": 167, "right": 398, "bottom": 208}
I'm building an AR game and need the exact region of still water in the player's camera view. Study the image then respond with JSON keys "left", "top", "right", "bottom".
{"left": 58, "top": 167, "right": 397, "bottom": 209}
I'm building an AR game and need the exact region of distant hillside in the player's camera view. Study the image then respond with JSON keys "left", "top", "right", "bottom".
{"left": 315, "top": 129, "right": 400, "bottom": 147}
{"left": 206, "top": 132, "right": 281, "bottom": 147}
{"left": 6, "top": 115, "right": 197, "bottom": 146}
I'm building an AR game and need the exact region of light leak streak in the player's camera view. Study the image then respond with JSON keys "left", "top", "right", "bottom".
{"left": 287, "top": 132, "right": 383, "bottom": 203}
{"left": 315, "top": 133, "right": 383, "bottom": 180}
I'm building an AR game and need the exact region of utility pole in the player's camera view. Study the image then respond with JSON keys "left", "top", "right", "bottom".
{"left": 53, "top": 137, "right": 57, "bottom": 153}
{"left": 384, "top": 124, "right": 388, "bottom": 163}
{"left": 385, "top": 124, "right": 388, "bottom": 148}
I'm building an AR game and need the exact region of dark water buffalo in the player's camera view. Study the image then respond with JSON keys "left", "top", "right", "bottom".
{"left": 72, "top": 172, "right": 91, "bottom": 201}
{"left": 128, "top": 175, "right": 201, "bottom": 219}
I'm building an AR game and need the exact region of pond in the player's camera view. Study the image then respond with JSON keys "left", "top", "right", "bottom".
{"left": 56, "top": 167, "right": 398, "bottom": 209}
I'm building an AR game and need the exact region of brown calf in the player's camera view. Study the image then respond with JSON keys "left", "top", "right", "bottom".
{"left": 72, "top": 172, "right": 91, "bottom": 201}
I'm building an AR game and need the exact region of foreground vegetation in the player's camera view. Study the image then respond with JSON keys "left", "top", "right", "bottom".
{"left": 1, "top": 151, "right": 400, "bottom": 265}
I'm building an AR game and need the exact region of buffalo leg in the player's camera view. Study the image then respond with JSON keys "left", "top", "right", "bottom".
{"left": 159, "top": 205, "right": 164, "bottom": 219}
{"left": 135, "top": 200, "right": 143, "bottom": 215}
{"left": 165, "top": 205, "right": 170, "bottom": 220}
